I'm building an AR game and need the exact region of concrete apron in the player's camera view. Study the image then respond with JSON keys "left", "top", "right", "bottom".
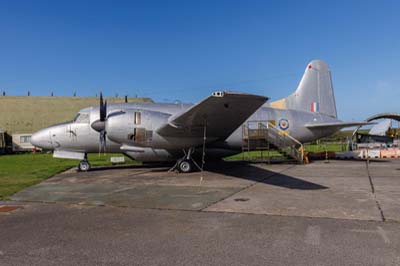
{"left": 10, "top": 160, "right": 400, "bottom": 222}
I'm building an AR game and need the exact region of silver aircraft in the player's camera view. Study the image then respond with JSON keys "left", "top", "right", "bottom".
{"left": 31, "top": 60, "right": 368, "bottom": 172}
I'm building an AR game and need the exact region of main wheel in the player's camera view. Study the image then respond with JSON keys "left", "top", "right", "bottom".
{"left": 78, "top": 160, "right": 91, "bottom": 172}
{"left": 178, "top": 159, "right": 192, "bottom": 173}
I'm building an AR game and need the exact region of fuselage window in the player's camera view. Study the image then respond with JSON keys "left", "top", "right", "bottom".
{"left": 74, "top": 113, "right": 90, "bottom": 124}
{"left": 134, "top": 112, "right": 141, "bottom": 125}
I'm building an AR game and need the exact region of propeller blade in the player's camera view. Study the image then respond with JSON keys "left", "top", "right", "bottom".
{"left": 96, "top": 92, "right": 107, "bottom": 155}
{"left": 100, "top": 92, "right": 105, "bottom": 122}
{"left": 92, "top": 92, "right": 106, "bottom": 132}
{"left": 104, "top": 100, "right": 107, "bottom": 119}
{"left": 99, "top": 129, "right": 106, "bottom": 154}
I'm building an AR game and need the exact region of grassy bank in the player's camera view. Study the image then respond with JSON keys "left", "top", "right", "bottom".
{"left": 0, "top": 153, "right": 137, "bottom": 200}
{"left": 0, "top": 96, "right": 152, "bottom": 134}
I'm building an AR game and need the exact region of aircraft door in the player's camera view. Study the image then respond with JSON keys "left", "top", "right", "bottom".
{"left": 48, "top": 129, "right": 55, "bottom": 148}
{"left": 66, "top": 112, "right": 91, "bottom": 146}
{"left": 66, "top": 124, "right": 77, "bottom": 141}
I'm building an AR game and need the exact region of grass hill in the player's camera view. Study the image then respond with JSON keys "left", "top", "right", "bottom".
{"left": 0, "top": 96, "right": 152, "bottom": 134}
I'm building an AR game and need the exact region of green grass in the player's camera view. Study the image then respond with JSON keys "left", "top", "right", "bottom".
{"left": 304, "top": 143, "right": 347, "bottom": 153}
{"left": 0, "top": 153, "right": 138, "bottom": 200}
{"left": 225, "top": 143, "right": 347, "bottom": 161}
{"left": 225, "top": 150, "right": 284, "bottom": 161}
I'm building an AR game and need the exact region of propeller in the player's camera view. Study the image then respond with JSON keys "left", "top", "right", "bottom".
{"left": 91, "top": 92, "right": 108, "bottom": 154}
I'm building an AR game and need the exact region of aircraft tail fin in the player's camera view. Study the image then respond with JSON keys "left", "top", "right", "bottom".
{"left": 269, "top": 60, "right": 338, "bottom": 118}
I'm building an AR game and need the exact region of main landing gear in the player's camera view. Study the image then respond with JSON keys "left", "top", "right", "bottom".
{"left": 177, "top": 158, "right": 193, "bottom": 173}
{"left": 78, "top": 154, "right": 91, "bottom": 171}
{"left": 173, "top": 148, "right": 202, "bottom": 173}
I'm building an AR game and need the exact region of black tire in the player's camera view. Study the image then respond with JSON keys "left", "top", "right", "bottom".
{"left": 178, "top": 160, "right": 192, "bottom": 173}
{"left": 78, "top": 160, "right": 91, "bottom": 172}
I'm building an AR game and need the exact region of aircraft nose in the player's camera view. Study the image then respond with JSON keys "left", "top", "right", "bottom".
{"left": 31, "top": 129, "right": 53, "bottom": 149}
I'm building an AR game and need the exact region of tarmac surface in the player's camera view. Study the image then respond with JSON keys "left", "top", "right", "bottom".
{"left": 1, "top": 159, "right": 400, "bottom": 265}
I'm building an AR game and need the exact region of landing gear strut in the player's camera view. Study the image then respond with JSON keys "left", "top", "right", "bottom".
{"left": 173, "top": 148, "right": 201, "bottom": 173}
{"left": 172, "top": 122, "right": 207, "bottom": 174}
{"left": 78, "top": 155, "right": 91, "bottom": 171}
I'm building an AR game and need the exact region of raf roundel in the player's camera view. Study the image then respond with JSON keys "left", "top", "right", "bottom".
{"left": 278, "top": 118, "right": 289, "bottom": 131}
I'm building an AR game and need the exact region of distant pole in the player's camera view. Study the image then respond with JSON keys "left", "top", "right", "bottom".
{"left": 2, "top": 91, "right": 5, "bottom": 96}
{"left": 51, "top": 92, "right": 54, "bottom": 97}
{"left": 124, "top": 95, "right": 128, "bottom": 103}
{"left": 28, "top": 91, "right": 30, "bottom": 96}
{"left": 73, "top": 91, "right": 76, "bottom": 97}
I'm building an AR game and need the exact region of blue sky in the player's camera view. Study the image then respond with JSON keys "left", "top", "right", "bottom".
{"left": 0, "top": 0, "right": 399, "bottom": 121}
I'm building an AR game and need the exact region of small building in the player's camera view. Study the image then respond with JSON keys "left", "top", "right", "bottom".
{"left": 0, "top": 128, "right": 6, "bottom": 154}
{"left": 0, "top": 129, "right": 12, "bottom": 154}
{"left": 12, "top": 133, "right": 35, "bottom": 152}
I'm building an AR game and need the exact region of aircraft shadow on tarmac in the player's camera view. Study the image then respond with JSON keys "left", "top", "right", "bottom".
{"left": 206, "top": 161, "right": 328, "bottom": 190}
{"left": 87, "top": 160, "right": 327, "bottom": 190}
{"left": 88, "top": 163, "right": 171, "bottom": 172}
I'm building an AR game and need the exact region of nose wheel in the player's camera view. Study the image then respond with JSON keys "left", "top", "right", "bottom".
{"left": 78, "top": 160, "right": 91, "bottom": 172}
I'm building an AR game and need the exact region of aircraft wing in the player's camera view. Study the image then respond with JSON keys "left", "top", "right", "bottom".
{"left": 305, "top": 121, "right": 373, "bottom": 130}
{"left": 157, "top": 91, "right": 268, "bottom": 139}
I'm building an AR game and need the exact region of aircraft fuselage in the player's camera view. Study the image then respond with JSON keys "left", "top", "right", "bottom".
{"left": 31, "top": 101, "right": 340, "bottom": 162}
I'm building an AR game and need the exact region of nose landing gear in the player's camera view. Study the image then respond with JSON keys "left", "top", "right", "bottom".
{"left": 78, "top": 160, "right": 91, "bottom": 171}
{"left": 78, "top": 154, "right": 91, "bottom": 171}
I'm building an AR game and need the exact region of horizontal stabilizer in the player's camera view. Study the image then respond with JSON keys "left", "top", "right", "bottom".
{"left": 369, "top": 119, "right": 391, "bottom": 136}
{"left": 305, "top": 121, "right": 373, "bottom": 130}
{"left": 157, "top": 91, "right": 268, "bottom": 139}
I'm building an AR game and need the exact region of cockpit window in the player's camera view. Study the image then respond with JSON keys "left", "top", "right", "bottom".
{"left": 73, "top": 113, "right": 90, "bottom": 124}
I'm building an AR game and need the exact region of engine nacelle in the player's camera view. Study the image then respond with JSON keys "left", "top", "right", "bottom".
{"left": 105, "top": 109, "right": 170, "bottom": 147}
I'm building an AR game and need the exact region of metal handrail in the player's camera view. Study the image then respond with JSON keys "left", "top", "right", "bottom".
{"left": 266, "top": 122, "right": 304, "bottom": 163}
{"left": 266, "top": 122, "right": 302, "bottom": 146}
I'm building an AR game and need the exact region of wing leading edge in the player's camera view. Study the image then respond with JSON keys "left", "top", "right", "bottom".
{"left": 157, "top": 91, "right": 268, "bottom": 139}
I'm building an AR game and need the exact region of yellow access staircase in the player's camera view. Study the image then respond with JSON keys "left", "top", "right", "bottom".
{"left": 242, "top": 120, "right": 304, "bottom": 163}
